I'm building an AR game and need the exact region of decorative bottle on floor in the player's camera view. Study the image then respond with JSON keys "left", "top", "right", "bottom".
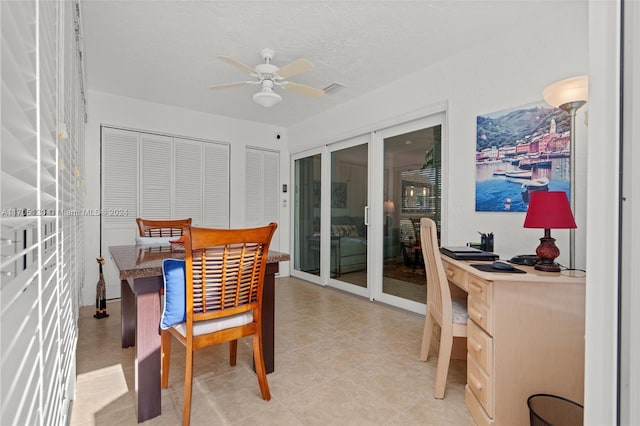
{"left": 94, "top": 257, "right": 109, "bottom": 319}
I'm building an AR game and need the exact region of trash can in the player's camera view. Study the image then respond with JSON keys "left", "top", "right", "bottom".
{"left": 527, "top": 394, "right": 583, "bottom": 426}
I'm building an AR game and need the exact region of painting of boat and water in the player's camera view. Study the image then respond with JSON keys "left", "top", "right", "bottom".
{"left": 475, "top": 102, "right": 571, "bottom": 212}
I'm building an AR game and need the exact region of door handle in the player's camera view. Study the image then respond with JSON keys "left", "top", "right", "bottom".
{"left": 364, "top": 206, "right": 369, "bottom": 226}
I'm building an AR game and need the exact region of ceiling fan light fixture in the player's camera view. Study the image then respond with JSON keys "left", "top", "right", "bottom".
{"left": 212, "top": 48, "right": 323, "bottom": 106}
{"left": 253, "top": 88, "right": 282, "bottom": 107}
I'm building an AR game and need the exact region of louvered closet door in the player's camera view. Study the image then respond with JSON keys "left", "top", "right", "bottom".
{"left": 203, "top": 142, "right": 230, "bottom": 228}
{"left": 263, "top": 150, "right": 280, "bottom": 225}
{"left": 102, "top": 127, "right": 139, "bottom": 225}
{"left": 140, "top": 133, "right": 173, "bottom": 219}
{"left": 245, "top": 148, "right": 279, "bottom": 250}
{"left": 246, "top": 149, "right": 264, "bottom": 226}
{"left": 101, "top": 129, "right": 231, "bottom": 298}
{"left": 101, "top": 127, "right": 139, "bottom": 299}
{"left": 174, "top": 138, "right": 202, "bottom": 224}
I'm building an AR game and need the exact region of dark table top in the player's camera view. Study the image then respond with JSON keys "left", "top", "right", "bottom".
{"left": 109, "top": 244, "right": 290, "bottom": 280}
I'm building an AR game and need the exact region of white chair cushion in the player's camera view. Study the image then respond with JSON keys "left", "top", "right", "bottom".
{"left": 452, "top": 297, "right": 469, "bottom": 324}
{"left": 135, "top": 236, "right": 175, "bottom": 246}
{"left": 172, "top": 311, "right": 254, "bottom": 337}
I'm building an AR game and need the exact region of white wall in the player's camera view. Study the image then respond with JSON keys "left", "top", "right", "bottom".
{"left": 81, "top": 91, "right": 290, "bottom": 306}
{"left": 288, "top": 5, "right": 588, "bottom": 268}
{"left": 584, "top": 1, "right": 621, "bottom": 424}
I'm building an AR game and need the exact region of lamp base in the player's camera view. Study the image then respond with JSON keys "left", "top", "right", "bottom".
{"left": 534, "top": 232, "right": 561, "bottom": 273}
{"left": 534, "top": 260, "right": 561, "bottom": 273}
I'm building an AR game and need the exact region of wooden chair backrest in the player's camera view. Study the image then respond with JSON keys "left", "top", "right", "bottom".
{"left": 420, "top": 217, "right": 452, "bottom": 329}
{"left": 136, "top": 218, "right": 192, "bottom": 237}
{"left": 184, "top": 223, "right": 277, "bottom": 323}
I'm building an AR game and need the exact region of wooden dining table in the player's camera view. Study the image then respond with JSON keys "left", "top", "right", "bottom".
{"left": 109, "top": 244, "right": 290, "bottom": 423}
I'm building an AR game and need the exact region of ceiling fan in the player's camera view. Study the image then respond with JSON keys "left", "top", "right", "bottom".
{"left": 209, "top": 48, "right": 325, "bottom": 107}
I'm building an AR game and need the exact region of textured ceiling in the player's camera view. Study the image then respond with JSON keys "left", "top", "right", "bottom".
{"left": 80, "top": 1, "right": 579, "bottom": 127}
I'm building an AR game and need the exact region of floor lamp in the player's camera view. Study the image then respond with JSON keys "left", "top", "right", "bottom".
{"left": 542, "top": 75, "right": 588, "bottom": 270}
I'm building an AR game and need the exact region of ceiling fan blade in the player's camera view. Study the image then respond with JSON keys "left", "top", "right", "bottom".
{"left": 208, "top": 81, "right": 255, "bottom": 90}
{"left": 281, "top": 81, "right": 325, "bottom": 98}
{"left": 217, "top": 56, "right": 256, "bottom": 75}
{"left": 276, "top": 58, "right": 314, "bottom": 79}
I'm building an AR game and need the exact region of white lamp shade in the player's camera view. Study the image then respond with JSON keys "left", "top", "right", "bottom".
{"left": 253, "top": 90, "right": 282, "bottom": 107}
{"left": 542, "top": 75, "right": 588, "bottom": 108}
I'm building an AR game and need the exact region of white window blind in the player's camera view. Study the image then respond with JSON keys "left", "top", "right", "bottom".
{"left": 1, "top": 1, "right": 86, "bottom": 424}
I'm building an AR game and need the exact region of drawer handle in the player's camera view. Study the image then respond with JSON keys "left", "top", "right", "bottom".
{"left": 471, "top": 377, "right": 483, "bottom": 392}
{"left": 469, "top": 307, "right": 483, "bottom": 321}
{"left": 469, "top": 338, "right": 483, "bottom": 352}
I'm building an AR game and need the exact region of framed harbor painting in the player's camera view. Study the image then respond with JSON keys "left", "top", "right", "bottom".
{"left": 475, "top": 102, "right": 571, "bottom": 212}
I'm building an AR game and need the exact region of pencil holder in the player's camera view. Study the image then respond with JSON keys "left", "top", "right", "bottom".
{"left": 481, "top": 234, "right": 494, "bottom": 252}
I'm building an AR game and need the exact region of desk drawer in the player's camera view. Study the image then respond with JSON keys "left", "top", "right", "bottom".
{"left": 467, "top": 275, "right": 492, "bottom": 306}
{"left": 468, "top": 295, "right": 493, "bottom": 335}
{"left": 466, "top": 385, "right": 494, "bottom": 426}
{"left": 468, "top": 320, "right": 493, "bottom": 376}
{"left": 443, "top": 260, "right": 467, "bottom": 290}
{"left": 468, "top": 355, "right": 494, "bottom": 418}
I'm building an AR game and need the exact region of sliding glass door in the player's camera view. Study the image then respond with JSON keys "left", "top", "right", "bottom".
{"left": 375, "top": 114, "right": 445, "bottom": 313}
{"left": 293, "top": 152, "right": 322, "bottom": 280}
{"left": 328, "top": 139, "right": 369, "bottom": 296}
{"left": 291, "top": 137, "right": 369, "bottom": 297}
{"left": 291, "top": 113, "right": 444, "bottom": 312}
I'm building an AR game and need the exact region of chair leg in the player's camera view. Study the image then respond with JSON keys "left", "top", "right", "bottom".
{"left": 433, "top": 330, "right": 453, "bottom": 399}
{"left": 252, "top": 333, "right": 271, "bottom": 400}
{"left": 161, "top": 331, "right": 172, "bottom": 389}
{"left": 182, "top": 347, "right": 194, "bottom": 426}
{"left": 229, "top": 340, "right": 238, "bottom": 366}
{"left": 420, "top": 312, "right": 435, "bottom": 361}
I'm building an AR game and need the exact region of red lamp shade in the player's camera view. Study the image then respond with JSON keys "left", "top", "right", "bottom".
{"left": 523, "top": 191, "right": 576, "bottom": 229}
{"left": 523, "top": 191, "right": 576, "bottom": 272}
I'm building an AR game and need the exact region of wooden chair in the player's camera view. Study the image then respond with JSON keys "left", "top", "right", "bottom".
{"left": 161, "top": 223, "right": 277, "bottom": 426}
{"left": 419, "top": 217, "right": 468, "bottom": 399}
{"left": 136, "top": 217, "right": 192, "bottom": 237}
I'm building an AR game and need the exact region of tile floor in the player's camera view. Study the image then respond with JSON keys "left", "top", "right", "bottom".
{"left": 71, "top": 276, "right": 473, "bottom": 425}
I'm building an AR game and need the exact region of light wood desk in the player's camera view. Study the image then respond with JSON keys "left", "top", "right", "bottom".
{"left": 441, "top": 256, "right": 585, "bottom": 426}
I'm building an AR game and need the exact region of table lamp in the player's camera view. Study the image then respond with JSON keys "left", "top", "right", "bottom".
{"left": 523, "top": 191, "right": 577, "bottom": 272}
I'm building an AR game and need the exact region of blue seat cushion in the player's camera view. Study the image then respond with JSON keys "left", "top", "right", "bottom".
{"left": 160, "top": 258, "right": 186, "bottom": 330}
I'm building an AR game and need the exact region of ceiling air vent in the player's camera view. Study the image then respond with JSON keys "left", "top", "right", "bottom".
{"left": 322, "top": 82, "right": 345, "bottom": 95}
